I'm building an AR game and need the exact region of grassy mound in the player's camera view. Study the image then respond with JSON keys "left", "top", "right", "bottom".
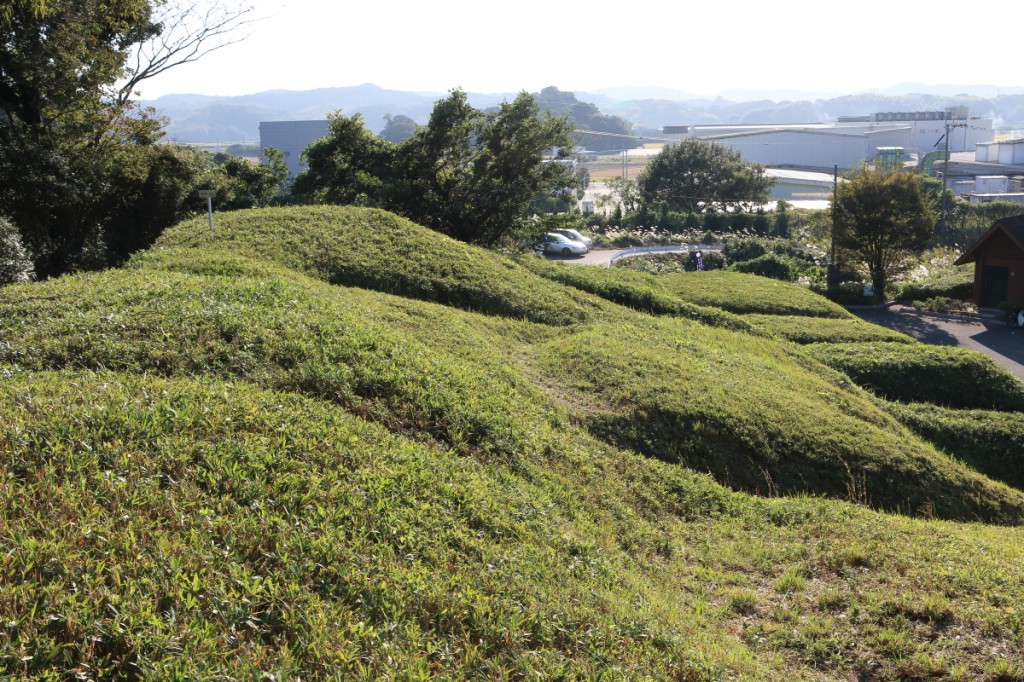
{"left": 888, "top": 401, "right": 1024, "bottom": 491}
{"left": 530, "top": 316, "right": 1024, "bottom": 523}
{"left": 4, "top": 372, "right": 1023, "bottom": 680}
{"left": 744, "top": 314, "right": 915, "bottom": 344}
{"left": 658, "top": 270, "right": 853, "bottom": 318}
{"left": 806, "top": 341, "right": 1024, "bottom": 411}
{"left": 0, "top": 261, "right": 563, "bottom": 463}
{"left": 149, "top": 205, "right": 594, "bottom": 326}
{"left": 0, "top": 371, "right": 741, "bottom": 679}
{"left": 4, "top": 207, "right": 1024, "bottom": 678}
{"left": 521, "top": 257, "right": 753, "bottom": 331}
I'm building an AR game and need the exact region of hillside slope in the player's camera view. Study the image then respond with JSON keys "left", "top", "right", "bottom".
{"left": 2, "top": 205, "right": 1023, "bottom": 680}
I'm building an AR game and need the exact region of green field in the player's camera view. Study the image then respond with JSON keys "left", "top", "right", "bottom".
{"left": 2, "top": 205, "right": 1023, "bottom": 680}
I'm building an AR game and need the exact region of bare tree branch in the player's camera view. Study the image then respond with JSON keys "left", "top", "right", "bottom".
{"left": 117, "top": 0, "right": 256, "bottom": 105}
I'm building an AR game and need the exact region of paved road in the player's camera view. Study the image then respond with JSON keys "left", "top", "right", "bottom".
{"left": 546, "top": 245, "right": 718, "bottom": 267}
{"left": 852, "top": 305, "right": 1024, "bottom": 380}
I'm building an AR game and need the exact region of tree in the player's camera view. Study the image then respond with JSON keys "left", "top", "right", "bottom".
{"left": 291, "top": 112, "right": 395, "bottom": 206}
{"left": 118, "top": 0, "right": 254, "bottom": 106}
{"left": 208, "top": 147, "right": 288, "bottom": 210}
{"left": 832, "top": 166, "right": 936, "bottom": 300}
{"left": 0, "top": 0, "right": 252, "bottom": 275}
{"left": 638, "top": 138, "right": 775, "bottom": 212}
{"left": 603, "top": 177, "right": 642, "bottom": 215}
{"left": 378, "top": 114, "right": 418, "bottom": 143}
{"left": 296, "top": 89, "right": 577, "bottom": 247}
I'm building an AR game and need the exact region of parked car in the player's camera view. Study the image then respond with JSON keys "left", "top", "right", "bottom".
{"left": 550, "top": 228, "right": 593, "bottom": 247}
{"left": 541, "top": 232, "right": 589, "bottom": 257}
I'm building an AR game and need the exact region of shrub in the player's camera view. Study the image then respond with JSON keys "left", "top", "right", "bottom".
{"left": 0, "top": 216, "right": 33, "bottom": 284}
{"left": 910, "top": 297, "right": 977, "bottom": 315}
{"left": 722, "top": 236, "right": 770, "bottom": 263}
{"left": 812, "top": 282, "right": 875, "bottom": 306}
{"left": 898, "top": 278, "right": 974, "bottom": 302}
{"left": 730, "top": 253, "right": 799, "bottom": 281}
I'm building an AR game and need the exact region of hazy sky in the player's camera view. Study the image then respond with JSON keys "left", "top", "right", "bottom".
{"left": 135, "top": 0, "right": 1022, "bottom": 100}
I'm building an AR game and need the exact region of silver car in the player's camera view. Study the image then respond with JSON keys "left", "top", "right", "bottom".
{"left": 542, "top": 232, "right": 589, "bottom": 257}
{"left": 551, "top": 227, "right": 594, "bottom": 247}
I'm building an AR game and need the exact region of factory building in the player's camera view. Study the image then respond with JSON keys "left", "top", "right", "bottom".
{"left": 661, "top": 108, "right": 993, "bottom": 172}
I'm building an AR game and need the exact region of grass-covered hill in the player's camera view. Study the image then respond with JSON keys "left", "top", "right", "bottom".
{"left": 2, "top": 205, "right": 1023, "bottom": 680}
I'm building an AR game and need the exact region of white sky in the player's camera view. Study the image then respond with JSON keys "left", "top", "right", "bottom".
{"left": 135, "top": 0, "right": 1023, "bottom": 100}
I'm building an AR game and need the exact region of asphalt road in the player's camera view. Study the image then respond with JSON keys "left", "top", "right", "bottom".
{"left": 852, "top": 305, "right": 1024, "bottom": 380}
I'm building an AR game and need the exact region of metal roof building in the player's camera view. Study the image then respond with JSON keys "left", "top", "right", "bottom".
{"left": 661, "top": 109, "right": 993, "bottom": 172}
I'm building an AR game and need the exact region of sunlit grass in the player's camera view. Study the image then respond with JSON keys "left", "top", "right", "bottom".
{"left": 2, "top": 205, "right": 1023, "bottom": 679}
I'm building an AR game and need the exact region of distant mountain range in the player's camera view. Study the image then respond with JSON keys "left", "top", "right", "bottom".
{"left": 144, "top": 82, "right": 1024, "bottom": 145}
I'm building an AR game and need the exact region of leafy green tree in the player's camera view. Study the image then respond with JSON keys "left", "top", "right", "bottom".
{"left": 832, "top": 166, "right": 936, "bottom": 300}
{"left": 291, "top": 112, "right": 395, "bottom": 206}
{"left": 0, "top": 0, "right": 251, "bottom": 275}
{"left": 297, "top": 89, "right": 577, "bottom": 247}
{"left": 210, "top": 147, "right": 288, "bottom": 210}
{"left": 605, "top": 177, "right": 643, "bottom": 215}
{"left": 638, "top": 138, "right": 775, "bottom": 212}
{"left": 379, "top": 114, "right": 418, "bottom": 143}
{"left": 101, "top": 142, "right": 212, "bottom": 263}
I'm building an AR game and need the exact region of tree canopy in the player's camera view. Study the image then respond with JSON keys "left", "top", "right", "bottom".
{"left": 378, "top": 114, "right": 418, "bottom": 144}
{"left": 832, "top": 166, "right": 936, "bottom": 300}
{"left": 637, "top": 138, "right": 775, "bottom": 212}
{"left": 0, "top": 0, "right": 251, "bottom": 276}
{"left": 291, "top": 112, "right": 395, "bottom": 207}
{"left": 294, "top": 89, "right": 577, "bottom": 247}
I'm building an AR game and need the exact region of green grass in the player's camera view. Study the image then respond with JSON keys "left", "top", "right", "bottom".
{"left": 658, "top": 270, "right": 854, "bottom": 318}
{"left": 2, "top": 204, "right": 1024, "bottom": 679}
{"left": 147, "top": 205, "right": 597, "bottom": 326}
{"left": 743, "top": 314, "right": 915, "bottom": 344}
{"left": 521, "top": 257, "right": 754, "bottom": 332}
{"left": 887, "top": 401, "right": 1024, "bottom": 491}
{"left": 529, "top": 315, "right": 1024, "bottom": 523}
{"left": 806, "top": 341, "right": 1024, "bottom": 411}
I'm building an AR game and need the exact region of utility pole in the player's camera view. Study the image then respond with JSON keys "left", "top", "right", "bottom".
{"left": 827, "top": 164, "right": 839, "bottom": 289}
{"left": 940, "top": 119, "right": 952, "bottom": 234}
{"left": 939, "top": 118, "right": 968, "bottom": 234}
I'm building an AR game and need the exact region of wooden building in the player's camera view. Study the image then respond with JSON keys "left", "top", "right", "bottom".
{"left": 954, "top": 215, "right": 1024, "bottom": 307}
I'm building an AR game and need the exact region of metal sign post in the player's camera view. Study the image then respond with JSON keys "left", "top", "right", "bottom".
{"left": 198, "top": 189, "right": 216, "bottom": 231}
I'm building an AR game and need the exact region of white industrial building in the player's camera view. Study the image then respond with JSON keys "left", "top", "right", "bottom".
{"left": 259, "top": 120, "right": 330, "bottom": 179}
{"left": 975, "top": 139, "right": 1024, "bottom": 165}
{"left": 661, "top": 108, "right": 993, "bottom": 172}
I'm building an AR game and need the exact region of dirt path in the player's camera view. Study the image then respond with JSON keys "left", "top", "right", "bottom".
{"left": 852, "top": 305, "right": 1024, "bottom": 380}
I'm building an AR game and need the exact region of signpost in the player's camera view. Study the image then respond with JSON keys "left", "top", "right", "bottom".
{"left": 198, "top": 189, "right": 216, "bottom": 231}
